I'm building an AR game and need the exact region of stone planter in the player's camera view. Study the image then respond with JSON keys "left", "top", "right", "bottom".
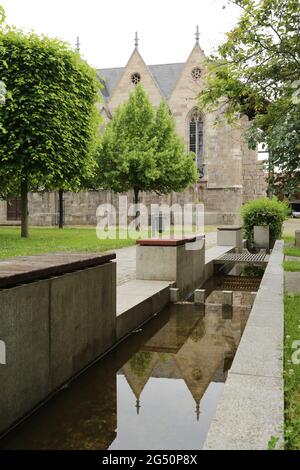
{"left": 253, "top": 226, "right": 270, "bottom": 249}
{"left": 217, "top": 225, "right": 243, "bottom": 250}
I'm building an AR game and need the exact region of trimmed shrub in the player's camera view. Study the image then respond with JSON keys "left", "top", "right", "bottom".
{"left": 241, "top": 197, "right": 289, "bottom": 245}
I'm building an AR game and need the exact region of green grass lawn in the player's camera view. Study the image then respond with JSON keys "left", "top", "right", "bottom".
{"left": 283, "top": 260, "right": 300, "bottom": 272}
{"left": 284, "top": 246, "right": 300, "bottom": 257}
{"left": 284, "top": 293, "right": 300, "bottom": 450}
{"left": 283, "top": 234, "right": 300, "bottom": 257}
{"left": 0, "top": 226, "right": 135, "bottom": 260}
{"left": 0, "top": 225, "right": 216, "bottom": 260}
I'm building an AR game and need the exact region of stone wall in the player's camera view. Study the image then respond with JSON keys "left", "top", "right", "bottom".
{"left": 240, "top": 117, "right": 266, "bottom": 203}
{"left": 28, "top": 192, "right": 57, "bottom": 226}
{"left": 0, "top": 184, "right": 245, "bottom": 227}
{"left": 0, "top": 200, "right": 6, "bottom": 224}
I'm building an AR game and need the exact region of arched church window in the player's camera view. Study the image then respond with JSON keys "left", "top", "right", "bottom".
{"left": 131, "top": 72, "right": 141, "bottom": 85}
{"left": 189, "top": 108, "right": 204, "bottom": 177}
{"left": 191, "top": 67, "right": 201, "bottom": 81}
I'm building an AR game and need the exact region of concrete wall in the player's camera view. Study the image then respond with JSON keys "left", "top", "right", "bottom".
{"left": 0, "top": 281, "right": 51, "bottom": 436}
{"left": 0, "top": 262, "right": 116, "bottom": 436}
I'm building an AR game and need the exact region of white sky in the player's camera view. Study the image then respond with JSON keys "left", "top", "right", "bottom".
{"left": 1, "top": 0, "right": 242, "bottom": 68}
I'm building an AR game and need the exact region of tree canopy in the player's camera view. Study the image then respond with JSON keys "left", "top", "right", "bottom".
{"left": 95, "top": 84, "right": 197, "bottom": 203}
{"left": 199, "top": 0, "right": 300, "bottom": 197}
{"left": 0, "top": 17, "right": 101, "bottom": 236}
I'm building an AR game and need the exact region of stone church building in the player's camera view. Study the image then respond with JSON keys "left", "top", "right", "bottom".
{"left": 0, "top": 32, "right": 265, "bottom": 226}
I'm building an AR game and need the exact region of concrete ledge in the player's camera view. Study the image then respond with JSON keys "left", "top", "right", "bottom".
{"left": 203, "top": 374, "right": 283, "bottom": 450}
{"left": 204, "top": 240, "right": 284, "bottom": 450}
{"left": 136, "top": 237, "right": 196, "bottom": 246}
{"left": 217, "top": 225, "right": 242, "bottom": 231}
{"left": 204, "top": 245, "right": 235, "bottom": 281}
{"left": 117, "top": 280, "right": 173, "bottom": 340}
{"left": 0, "top": 252, "right": 116, "bottom": 288}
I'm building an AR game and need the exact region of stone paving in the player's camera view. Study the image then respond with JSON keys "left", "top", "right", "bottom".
{"left": 283, "top": 218, "right": 300, "bottom": 237}
{"left": 113, "top": 231, "right": 217, "bottom": 286}
{"left": 285, "top": 272, "right": 300, "bottom": 293}
{"left": 285, "top": 255, "right": 300, "bottom": 262}
{"left": 284, "top": 254, "right": 300, "bottom": 294}
{"left": 284, "top": 254, "right": 300, "bottom": 293}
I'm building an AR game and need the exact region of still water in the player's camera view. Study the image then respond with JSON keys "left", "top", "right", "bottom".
{"left": 0, "top": 297, "right": 251, "bottom": 450}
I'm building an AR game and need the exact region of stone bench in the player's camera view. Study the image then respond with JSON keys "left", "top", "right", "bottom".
{"left": 217, "top": 225, "right": 243, "bottom": 250}
{"left": 0, "top": 252, "right": 116, "bottom": 289}
{"left": 136, "top": 235, "right": 205, "bottom": 298}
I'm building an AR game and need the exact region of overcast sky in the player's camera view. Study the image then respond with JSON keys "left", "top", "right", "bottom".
{"left": 1, "top": 0, "right": 242, "bottom": 68}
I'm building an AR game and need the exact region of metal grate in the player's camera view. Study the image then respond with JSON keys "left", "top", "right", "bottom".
{"left": 212, "top": 275, "right": 261, "bottom": 291}
{"left": 215, "top": 252, "right": 267, "bottom": 265}
{"left": 201, "top": 274, "right": 262, "bottom": 293}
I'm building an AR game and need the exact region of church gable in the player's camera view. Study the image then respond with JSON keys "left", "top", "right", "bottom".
{"left": 168, "top": 43, "right": 207, "bottom": 107}
{"left": 166, "top": 42, "right": 208, "bottom": 172}
{"left": 108, "top": 48, "right": 165, "bottom": 112}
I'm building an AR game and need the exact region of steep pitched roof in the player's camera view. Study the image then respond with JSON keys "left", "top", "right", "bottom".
{"left": 148, "top": 63, "right": 184, "bottom": 98}
{"left": 96, "top": 67, "right": 123, "bottom": 100}
{"left": 97, "top": 62, "right": 184, "bottom": 100}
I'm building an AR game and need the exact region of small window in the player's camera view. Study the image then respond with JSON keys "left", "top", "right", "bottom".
{"left": 131, "top": 72, "right": 141, "bottom": 85}
{"left": 191, "top": 67, "right": 201, "bottom": 81}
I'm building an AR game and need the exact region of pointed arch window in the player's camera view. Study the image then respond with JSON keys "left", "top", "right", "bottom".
{"left": 189, "top": 108, "right": 204, "bottom": 177}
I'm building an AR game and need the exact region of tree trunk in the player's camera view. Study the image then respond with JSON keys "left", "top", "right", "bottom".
{"left": 21, "top": 178, "right": 29, "bottom": 238}
{"left": 58, "top": 189, "right": 64, "bottom": 229}
{"left": 268, "top": 150, "right": 274, "bottom": 198}
{"left": 134, "top": 187, "right": 140, "bottom": 231}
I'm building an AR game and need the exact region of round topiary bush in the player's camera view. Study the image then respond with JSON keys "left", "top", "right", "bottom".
{"left": 241, "top": 197, "right": 289, "bottom": 246}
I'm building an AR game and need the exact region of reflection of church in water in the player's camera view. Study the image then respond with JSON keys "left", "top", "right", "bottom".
{"left": 0, "top": 295, "right": 251, "bottom": 450}
{"left": 119, "top": 300, "right": 249, "bottom": 421}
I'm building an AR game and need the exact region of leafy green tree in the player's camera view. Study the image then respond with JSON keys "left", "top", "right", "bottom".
{"left": 0, "top": 20, "right": 100, "bottom": 237}
{"left": 152, "top": 101, "right": 198, "bottom": 194}
{"left": 0, "top": 5, "right": 4, "bottom": 25}
{"left": 247, "top": 102, "right": 300, "bottom": 198}
{"left": 96, "top": 85, "right": 197, "bottom": 211}
{"left": 199, "top": 0, "right": 300, "bottom": 196}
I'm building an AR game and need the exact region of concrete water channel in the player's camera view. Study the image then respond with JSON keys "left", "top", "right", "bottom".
{"left": 0, "top": 294, "right": 252, "bottom": 450}
{"left": 0, "top": 229, "right": 284, "bottom": 450}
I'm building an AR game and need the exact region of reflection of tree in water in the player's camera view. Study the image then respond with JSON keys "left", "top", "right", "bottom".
{"left": 129, "top": 351, "right": 154, "bottom": 378}
{"left": 241, "top": 265, "right": 265, "bottom": 278}
{"left": 157, "top": 353, "right": 168, "bottom": 364}
{"left": 190, "top": 320, "right": 205, "bottom": 343}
